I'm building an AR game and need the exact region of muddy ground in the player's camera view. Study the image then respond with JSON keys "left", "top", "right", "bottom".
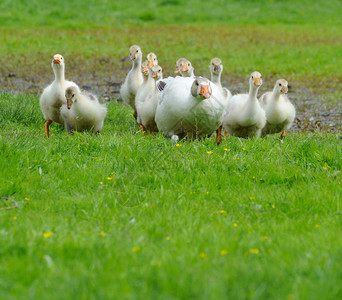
{"left": 0, "top": 59, "right": 341, "bottom": 134}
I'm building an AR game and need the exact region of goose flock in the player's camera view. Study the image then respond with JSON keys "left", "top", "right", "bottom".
{"left": 40, "top": 46, "right": 296, "bottom": 143}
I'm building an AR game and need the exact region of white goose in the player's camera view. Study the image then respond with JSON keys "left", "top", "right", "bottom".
{"left": 61, "top": 87, "right": 107, "bottom": 133}
{"left": 174, "top": 58, "right": 195, "bottom": 77}
{"left": 222, "top": 71, "right": 266, "bottom": 138}
{"left": 40, "top": 54, "right": 79, "bottom": 137}
{"left": 259, "top": 79, "right": 295, "bottom": 137}
{"left": 209, "top": 58, "right": 232, "bottom": 100}
{"left": 155, "top": 76, "right": 226, "bottom": 143}
{"left": 120, "top": 45, "right": 143, "bottom": 117}
{"left": 137, "top": 65, "right": 163, "bottom": 133}
{"left": 135, "top": 53, "right": 159, "bottom": 124}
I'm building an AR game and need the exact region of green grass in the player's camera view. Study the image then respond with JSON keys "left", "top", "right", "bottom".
{"left": 0, "top": 1, "right": 342, "bottom": 299}
{"left": 0, "top": 93, "right": 341, "bottom": 300}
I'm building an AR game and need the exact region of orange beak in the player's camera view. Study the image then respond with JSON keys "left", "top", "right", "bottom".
{"left": 181, "top": 65, "right": 189, "bottom": 72}
{"left": 147, "top": 60, "right": 153, "bottom": 68}
{"left": 281, "top": 86, "right": 288, "bottom": 94}
{"left": 142, "top": 67, "right": 149, "bottom": 75}
{"left": 53, "top": 57, "right": 61, "bottom": 64}
{"left": 199, "top": 85, "right": 211, "bottom": 98}
{"left": 174, "top": 67, "right": 180, "bottom": 74}
{"left": 254, "top": 78, "right": 261, "bottom": 86}
{"left": 129, "top": 54, "right": 135, "bottom": 61}
{"left": 152, "top": 72, "right": 158, "bottom": 78}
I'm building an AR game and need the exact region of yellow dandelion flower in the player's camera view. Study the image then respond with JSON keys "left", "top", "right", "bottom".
{"left": 250, "top": 196, "right": 255, "bottom": 200}
{"left": 161, "top": 152, "right": 163, "bottom": 154}
{"left": 176, "top": 144, "right": 181, "bottom": 147}
{"left": 206, "top": 191, "right": 209, "bottom": 194}
{"left": 200, "top": 252, "right": 207, "bottom": 258}
{"left": 250, "top": 248, "right": 259, "bottom": 254}
{"left": 323, "top": 166, "right": 327, "bottom": 170}
{"left": 13, "top": 216, "right": 17, "bottom": 220}
{"left": 220, "top": 210, "right": 227, "bottom": 214}
{"left": 220, "top": 249, "right": 228, "bottom": 255}
{"left": 253, "top": 176, "right": 256, "bottom": 179}
{"left": 207, "top": 151, "right": 213, "bottom": 154}
{"left": 272, "top": 204, "right": 275, "bottom": 208}
{"left": 166, "top": 236, "right": 170, "bottom": 241}
{"left": 242, "top": 148, "right": 246, "bottom": 150}
{"left": 233, "top": 223, "right": 238, "bottom": 227}
{"left": 43, "top": 232, "right": 52, "bottom": 238}
{"left": 107, "top": 177, "right": 112, "bottom": 180}
{"left": 24, "top": 197, "right": 30, "bottom": 201}
{"left": 100, "top": 231, "right": 106, "bottom": 236}
{"left": 99, "top": 182, "right": 103, "bottom": 185}
{"left": 233, "top": 157, "right": 237, "bottom": 160}
{"left": 315, "top": 224, "right": 321, "bottom": 228}
{"left": 132, "top": 246, "right": 141, "bottom": 252}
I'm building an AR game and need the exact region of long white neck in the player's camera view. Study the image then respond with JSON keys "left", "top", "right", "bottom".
{"left": 211, "top": 71, "right": 222, "bottom": 88}
{"left": 271, "top": 86, "right": 281, "bottom": 101}
{"left": 132, "top": 55, "right": 142, "bottom": 71}
{"left": 240, "top": 82, "right": 260, "bottom": 122}
{"left": 53, "top": 66, "right": 65, "bottom": 83}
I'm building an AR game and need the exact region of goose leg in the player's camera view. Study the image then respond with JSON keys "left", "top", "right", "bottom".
{"left": 139, "top": 124, "right": 146, "bottom": 136}
{"left": 215, "top": 126, "right": 223, "bottom": 145}
{"left": 44, "top": 120, "right": 52, "bottom": 138}
{"left": 280, "top": 130, "right": 286, "bottom": 139}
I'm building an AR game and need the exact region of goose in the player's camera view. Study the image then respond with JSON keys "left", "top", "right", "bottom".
{"left": 39, "top": 54, "right": 79, "bottom": 137}
{"left": 259, "top": 79, "right": 295, "bottom": 137}
{"left": 155, "top": 76, "right": 226, "bottom": 143}
{"left": 120, "top": 45, "right": 143, "bottom": 117}
{"left": 135, "top": 53, "right": 159, "bottom": 125}
{"left": 174, "top": 58, "right": 195, "bottom": 77}
{"left": 61, "top": 87, "right": 107, "bottom": 133}
{"left": 209, "top": 58, "right": 232, "bottom": 100}
{"left": 137, "top": 65, "right": 163, "bottom": 134}
{"left": 146, "top": 52, "right": 158, "bottom": 68}
{"left": 222, "top": 71, "right": 266, "bottom": 138}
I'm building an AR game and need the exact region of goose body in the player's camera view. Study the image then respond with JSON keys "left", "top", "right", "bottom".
{"left": 61, "top": 87, "right": 107, "bottom": 133}
{"left": 222, "top": 71, "right": 266, "bottom": 138}
{"left": 40, "top": 54, "right": 79, "bottom": 137}
{"left": 120, "top": 45, "right": 143, "bottom": 112}
{"left": 155, "top": 76, "right": 226, "bottom": 140}
{"left": 259, "top": 79, "right": 295, "bottom": 136}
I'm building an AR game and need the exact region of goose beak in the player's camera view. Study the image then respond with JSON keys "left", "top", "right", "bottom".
{"left": 281, "top": 86, "right": 288, "bottom": 94}
{"left": 214, "top": 65, "right": 221, "bottom": 72}
{"left": 174, "top": 67, "right": 180, "bottom": 74}
{"left": 181, "top": 65, "right": 189, "bottom": 72}
{"left": 147, "top": 60, "right": 153, "bottom": 68}
{"left": 129, "top": 54, "right": 135, "bottom": 61}
{"left": 200, "top": 85, "right": 211, "bottom": 98}
{"left": 254, "top": 78, "right": 261, "bottom": 86}
{"left": 67, "top": 99, "right": 72, "bottom": 110}
{"left": 152, "top": 72, "right": 157, "bottom": 78}
{"left": 142, "top": 68, "right": 149, "bottom": 75}
{"left": 53, "top": 57, "right": 61, "bottom": 64}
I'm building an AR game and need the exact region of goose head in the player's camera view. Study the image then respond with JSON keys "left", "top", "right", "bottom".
{"left": 146, "top": 52, "right": 158, "bottom": 68}
{"left": 191, "top": 77, "right": 212, "bottom": 99}
{"left": 179, "top": 59, "right": 194, "bottom": 77}
{"left": 129, "top": 45, "right": 142, "bottom": 61}
{"left": 51, "top": 54, "right": 65, "bottom": 71}
{"left": 274, "top": 79, "right": 288, "bottom": 95}
{"left": 209, "top": 58, "right": 223, "bottom": 75}
{"left": 174, "top": 57, "right": 186, "bottom": 74}
{"left": 151, "top": 65, "right": 163, "bottom": 80}
{"left": 65, "top": 86, "right": 78, "bottom": 110}
{"left": 141, "top": 61, "right": 149, "bottom": 77}
{"left": 249, "top": 71, "right": 263, "bottom": 89}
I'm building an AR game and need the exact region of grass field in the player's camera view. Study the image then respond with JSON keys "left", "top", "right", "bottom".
{"left": 1, "top": 1, "right": 342, "bottom": 299}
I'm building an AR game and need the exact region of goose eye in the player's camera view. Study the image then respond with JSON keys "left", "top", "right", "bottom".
{"left": 279, "top": 83, "right": 282, "bottom": 86}
{"left": 136, "top": 50, "right": 138, "bottom": 53}
{"left": 252, "top": 76, "right": 254, "bottom": 79}
{"left": 72, "top": 94, "right": 74, "bottom": 97}
{"left": 188, "top": 63, "right": 190, "bottom": 66}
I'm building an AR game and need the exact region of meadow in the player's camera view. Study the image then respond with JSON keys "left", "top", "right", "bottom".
{"left": 0, "top": 1, "right": 342, "bottom": 299}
